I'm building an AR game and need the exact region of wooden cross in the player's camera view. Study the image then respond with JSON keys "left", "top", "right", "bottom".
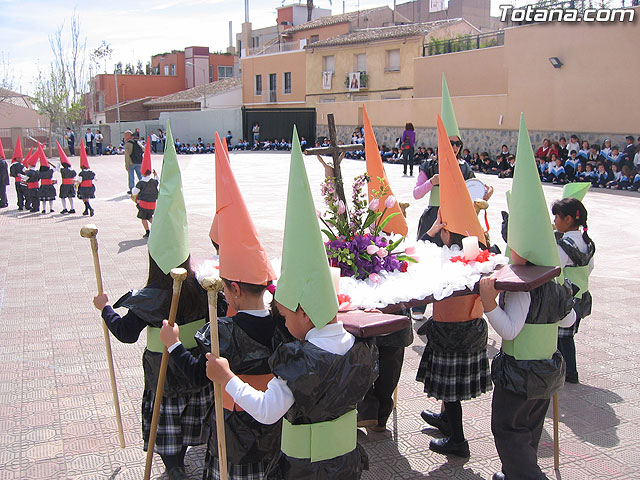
{"left": 304, "top": 113, "right": 362, "bottom": 209}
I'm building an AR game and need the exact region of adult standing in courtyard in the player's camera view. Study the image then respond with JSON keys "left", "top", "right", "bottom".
{"left": 65, "top": 127, "right": 75, "bottom": 156}
{"left": 85, "top": 128, "right": 94, "bottom": 156}
{"left": 124, "top": 130, "right": 143, "bottom": 194}
{"left": 401, "top": 122, "right": 416, "bottom": 176}
{"left": 252, "top": 122, "right": 260, "bottom": 147}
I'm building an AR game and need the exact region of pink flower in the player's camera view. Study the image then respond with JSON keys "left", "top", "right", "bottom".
{"left": 337, "top": 200, "right": 346, "bottom": 215}
{"left": 316, "top": 209, "right": 322, "bottom": 218}
{"left": 366, "top": 244, "right": 378, "bottom": 255}
{"left": 376, "top": 248, "right": 388, "bottom": 258}
{"left": 404, "top": 245, "right": 416, "bottom": 255}
{"left": 385, "top": 195, "right": 397, "bottom": 209}
{"left": 369, "top": 273, "right": 381, "bottom": 283}
{"left": 368, "top": 197, "right": 380, "bottom": 211}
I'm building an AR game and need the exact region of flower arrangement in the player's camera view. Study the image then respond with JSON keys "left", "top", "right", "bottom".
{"left": 319, "top": 173, "right": 416, "bottom": 281}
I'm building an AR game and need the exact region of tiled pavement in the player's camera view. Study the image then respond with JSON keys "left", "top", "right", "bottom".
{"left": 0, "top": 151, "right": 639, "bottom": 479}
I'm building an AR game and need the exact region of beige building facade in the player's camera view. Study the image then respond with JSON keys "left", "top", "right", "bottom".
{"left": 306, "top": 20, "right": 480, "bottom": 108}
{"left": 315, "top": 12, "right": 640, "bottom": 140}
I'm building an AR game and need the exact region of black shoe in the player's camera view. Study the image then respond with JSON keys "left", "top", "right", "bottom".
{"left": 89, "top": 208, "right": 94, "bottom": 216}
{"left": 50, "top": 209, "right": 54, "bottom": 213}
{"left": 61, "top": 209, "right": 68, "bottom": 214}
{"left": 83, "top": 210, "right": 88, "bottom": 215}
{"left": 167, "top": 466, "right": 188, "bottom": 480}
{"left": 565, "top": 372, "right": 579, "bottom": 384}
{"left": 127, "top": 190, "right": 132, "bottom": 194}
{"left": 421, "top": 410, "right": 451, "bottom": 436}
{"left": 68, "top": 209, "right": 75, "bottom": 214}
{"left": 18, "top": 207, "right": 24, "bottom": 211}
{"left": 492, "top": 473, "right": 507, "bottom": 480}
{"left": 429, "top": 437, "right": 469, "bottom": 457}
{"left": 142, "top": 230, "right": 150, "bottom": 238}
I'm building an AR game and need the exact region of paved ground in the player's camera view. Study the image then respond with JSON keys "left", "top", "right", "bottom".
{"left": 0, "top": 151, "right": 639, "bottom": 479}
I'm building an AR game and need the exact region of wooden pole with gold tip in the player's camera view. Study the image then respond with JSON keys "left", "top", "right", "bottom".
{"left": 80, "top": 224, "right": 126, "bottom": 449}
{"left": 144, "top": 267, "right": 188, "bottom": 480}
{"left": 201, "top": 277, "right": 229, "bottom": 480}
{"left": 553, "top": 393, "right": 560, "bottom": 470}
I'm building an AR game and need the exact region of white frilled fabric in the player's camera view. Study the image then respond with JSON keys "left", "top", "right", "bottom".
{"left": 269, "top": 241, "right": 508, "bottom": 310}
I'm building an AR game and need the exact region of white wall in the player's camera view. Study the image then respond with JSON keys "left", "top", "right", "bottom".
{"left": 158, "top": 108, "right": 242, "bottom": 144}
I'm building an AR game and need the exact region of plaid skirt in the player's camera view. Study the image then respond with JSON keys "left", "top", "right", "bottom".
{"left": 558, "top": 318, "right": 581, "bottom": 338}
{"left": 416, "top": 347, "right": 491, "bottom": 402}
{"left": 141, "top": 383, "right": 213, "bottom": 456}
{"left": 203, "top": 454, "right": 269, "bottom": 480}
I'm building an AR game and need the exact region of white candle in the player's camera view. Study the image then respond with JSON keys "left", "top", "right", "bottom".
{"left": 329, "top": 267, "right": 341, "bottom": 294}
{"left": 462, "top": 236, "right": 480, "bottom": 261}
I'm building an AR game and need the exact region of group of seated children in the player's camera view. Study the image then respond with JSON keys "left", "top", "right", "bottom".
{"left": 251, "top": 138, "right": 293, "bottom": 151}
{"left": 103, "top": 144, "right": 124, "bottom": 155}
{"left": 174, "top": 138, "right": 215, "bottom": 155}
{"left": 535, "top": 135, "right": 640, "bottom": 191}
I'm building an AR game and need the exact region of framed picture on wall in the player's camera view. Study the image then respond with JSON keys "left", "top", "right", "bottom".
{"left": 348, "top": 72, "right": 360, "bottom": 92}
{"left": 322, "top": 71, "right": 332, "bottom": 90}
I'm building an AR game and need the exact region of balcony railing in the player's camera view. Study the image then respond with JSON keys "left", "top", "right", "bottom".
{"left": 248, "top": 40, "right": 301, "bottom": 57}
{"left": 423, "top": 31, "right": 505, "bottom": 57}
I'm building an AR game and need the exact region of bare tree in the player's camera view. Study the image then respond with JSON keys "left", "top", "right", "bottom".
{"left": 32, "top": 11, "right": 89, "bottom": 153}
{"left": 0, "top": 52, "right": 16, "bottom": 103}
{"left": 90, "top": 41, "right": 113, "bottom": 74}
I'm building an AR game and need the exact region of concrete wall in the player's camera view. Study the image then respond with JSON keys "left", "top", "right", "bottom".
{"left": 158, "top": 109, "right": 242, "bottom": 145}
{"left": 0, "top": 101, "right": 50, "bottom": 129}
{"left": 241, "top": 50, "right": 306, "bottom": 107}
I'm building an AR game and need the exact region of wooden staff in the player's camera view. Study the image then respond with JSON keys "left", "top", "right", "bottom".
{"left": 144, "top": 268, "right": 188, "bottom": 480}
{"left": 202, "top": 277, "right": 228, "bottom": 480}
{"left": 553, "top": 392, "right": 560, "bottom": 470}
{"left": 80, "top": 224, "right": 125, "bottom": 449}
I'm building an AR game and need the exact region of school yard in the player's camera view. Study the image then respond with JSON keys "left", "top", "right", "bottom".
{"left": 0, "top": 151, "right": 638, "bottom": 479}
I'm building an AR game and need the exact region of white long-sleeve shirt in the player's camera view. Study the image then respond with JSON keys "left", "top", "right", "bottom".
{"left": 224, "top": 322, "right": 355, "bottom": 425}
{"left": 486, "top": 291, "right": 576, "bottom": 341}
{"left": 558, "top": 230, "right": 594, "bottom": 272}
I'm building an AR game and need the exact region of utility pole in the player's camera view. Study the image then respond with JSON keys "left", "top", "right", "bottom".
{"left": 114, "top": 69, "right": 122, "bottom": 142}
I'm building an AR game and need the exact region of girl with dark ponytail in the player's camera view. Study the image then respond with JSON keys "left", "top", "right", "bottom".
{"left": 551, "top": 197, "right": 596, "bottom": 384}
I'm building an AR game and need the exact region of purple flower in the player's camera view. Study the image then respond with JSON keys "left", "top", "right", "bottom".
{"left": 369, "top": 197, "right": 380, "bottom": 211}
{"left": 385, "top": 195, "right": 397, "bottom": 209}
{"left": 366, "top": 244, "right": 378, "bottom": 255}
{"left": 337, "top": 200, "right": 346, "bottom": 215}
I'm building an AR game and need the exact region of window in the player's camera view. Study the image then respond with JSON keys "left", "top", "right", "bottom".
{"left": 170, "top": 64, "right": 176, "bottom": 76}
{"left": 354, "top": 54, "right": 366, "bottom": 72}
{"left": 209, "top": 65, "right": 214, "bottom": 82}
{"left": 310, "top": 34, "right": 319, "bottom": 44}
{"left": 283, "top": 72, "right": 291, "bottom": 94}
{"left": 164, "top": 65, "right": 169, "bottom": 75}
{"left": 252, "top": 36, "right": 260, "bottom": 48}
{"left": 269, "top": 73, "right": 277, "bottom": 102}
{"left": 322, "top": 55, "right": 335, "bottom": 74}
{"left": 218, "top": 66, "right": 233, "bottom": 78}
{"left": 255, "top": 74, "right": 262, "bottom": 95}
{"left": 386, "top": 49, "right": 400, "bottom": 72}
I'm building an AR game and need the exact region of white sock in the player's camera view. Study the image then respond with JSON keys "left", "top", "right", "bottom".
{"left": 49, "top": 200, "right": 54, "bottom": 211}
{"left": 69, "top": 198, "right": 74, "bottom": 210}
{"left": 61, "top": 198, "right": 67, "bottom": 210}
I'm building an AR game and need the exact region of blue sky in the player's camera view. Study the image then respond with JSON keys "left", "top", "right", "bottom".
{"left": 2, "top": 0, "right": 398, "bottom": 93}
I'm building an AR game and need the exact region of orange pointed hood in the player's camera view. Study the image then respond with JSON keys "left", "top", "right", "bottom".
{"left": 363, "top": 106, "right": 408, "bottom": 236}
{"left": 141, "top": 136, "right": 152, "bottom": 174}
{"left": 13, "top": 137, "right": 23, "bottom": 160}
{"left": 80, "top": 140, "right": 90, "bottom": 169}
{"left": 436, "top": 114, "right": 485, "bottom": 244}
{"left": 0, "top": 138, "right": 5, "bottom": 160}
{"left": 211, "top": 132, "right": 276, "bottom": 285}
{"left": 56, "top": 140, "right": 71, "bottom": 166}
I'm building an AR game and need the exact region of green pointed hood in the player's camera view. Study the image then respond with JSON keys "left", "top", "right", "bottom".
{"left": 274, "top": 126, "right": 338, "bottom": 329}
{"left": 148, "top": 121, "right": 190, "bottom": 274}
{"left": 507, "top": 114, "right": 561, "bottom": 270}
{"left": 562, "top": 182, "right": 590, "bottom": 201}
{"left": 441, "top": 74, "right": 460, "bottom": 138}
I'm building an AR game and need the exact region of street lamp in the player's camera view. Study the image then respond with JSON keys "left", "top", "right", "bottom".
{"left": 185, "top": 61, "right": 208, "bottom": 109}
